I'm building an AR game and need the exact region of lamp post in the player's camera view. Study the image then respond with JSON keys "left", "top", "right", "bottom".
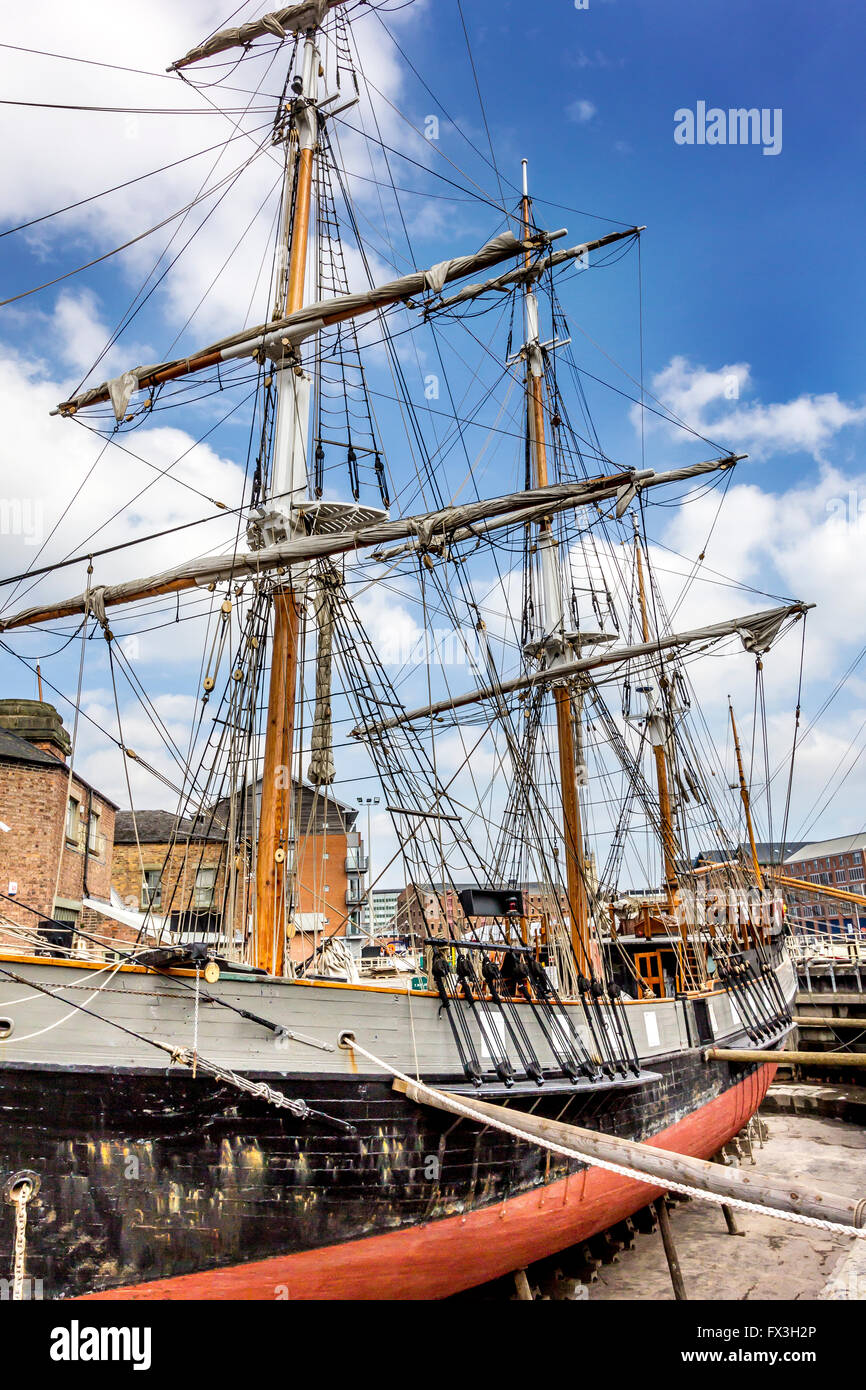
{"left": 357, "top": 797, "right": 379, "bottom": 938}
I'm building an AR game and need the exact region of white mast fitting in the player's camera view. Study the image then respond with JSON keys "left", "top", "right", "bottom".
{"left": 257, "top": 31, "right": 319, "bottom": 549}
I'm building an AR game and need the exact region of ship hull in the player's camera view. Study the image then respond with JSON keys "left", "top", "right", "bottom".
{"left": 1, "top": 1048, "right": 775, "bottom": 1300}
{"left": 0, "top": 950, "right": 795, "bottom": 1299}
{"left": 79, "top": 1060, "right": 775, "bottom": 1301}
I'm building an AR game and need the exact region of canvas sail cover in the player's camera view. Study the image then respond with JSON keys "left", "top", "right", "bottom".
{"left": 57, "top": 230, "right": 554, "bottom": 419}
{"left": 169, "top": 2, "right": 350, "bottom": 71}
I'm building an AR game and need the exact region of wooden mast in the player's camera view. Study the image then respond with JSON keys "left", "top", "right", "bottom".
{"left": 632, "top": 528, "right": 679, "bottom": 911}
{"left": 255, "top": 34, "right": 318, "bottom": 974}
{"left": 729, "top": 699, "right": 764, "bottom": 947}
{"left": 521, "top": 162, "right": 590, "bottom": 979}
{"left": 729, "top": 700, "right": 764, "bottom": 890}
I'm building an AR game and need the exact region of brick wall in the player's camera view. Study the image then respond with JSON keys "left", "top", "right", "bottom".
{"left": 111, "top": 839, "right": 242, "bottom": 923}
{"left": 0, "top": 758, "right": 115, "bottom": 941}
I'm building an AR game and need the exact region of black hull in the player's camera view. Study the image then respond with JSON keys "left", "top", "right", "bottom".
{"left": 0, "top": 1046, "right": 769, "bottom": 1299}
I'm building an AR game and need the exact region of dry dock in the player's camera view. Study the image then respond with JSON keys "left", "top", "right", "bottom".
{"left": 589, "top": 1113, "right": 865, "bottom": 1301}
{"left": 457, "top": 1108, "right": 866, "bottom": 1301}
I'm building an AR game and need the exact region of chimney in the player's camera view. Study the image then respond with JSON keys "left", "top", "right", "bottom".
{"left": 0, "top": 699, "right": 72, "bottom": 763}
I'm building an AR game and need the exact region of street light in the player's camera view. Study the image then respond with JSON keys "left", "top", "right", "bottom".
{"left": 357, "top": 796, "right": 379, "bottom": 937}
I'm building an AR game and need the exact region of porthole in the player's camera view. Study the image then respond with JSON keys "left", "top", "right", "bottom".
{"left": 0, "top": 1018, "right": 12, "bottom": 1040}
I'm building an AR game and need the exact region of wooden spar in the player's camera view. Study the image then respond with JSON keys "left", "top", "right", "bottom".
{"left": 433, "top": 227, "right": 645, "bottom": 313}
{"left": 771, "top": 873, "right": 866, "bottom": 909}
{"left": 254, "top": 59, "right": 315, "bottom": 974}
{"left": 792, "top": 1016, "right": 866, "bottom": 1030}
{"left": 729, "top": 701, "right": 764, "bottom": 891}
{"left": 351, "top": 596, "right": 807, "bottom": 737}
{"left": 0, "top": 461, "right": 754, "bottom": 637}
{"left": 0, "top": 475, "right": 637, "bottom": 635}
{"left": 256, "top": 590, "right": 301, "bottom": 975}
{"left": 168, "top": 2, "right": 352, "bottom": 72}
{"left": 554, "top": 685, "right": 590, "bottom": 978}
{"left": 706, "top": 1048, "right": 866, "bottom": 1068}
{"left": 634, "top": 533, "right": 680, "bottom": 913}
{"left": 53, "top": 230, "right": 561, "bottom": 419}
{"left": 392, "top": 1077, "right": 866, "bottom": 1229}
{"left": 655, "top": 1197, "right": 688, "bottom": 1299}
{"left": 521, "top": 161, "right": 589, "bottom": 979}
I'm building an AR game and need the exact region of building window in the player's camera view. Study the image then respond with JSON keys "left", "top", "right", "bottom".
{"left": 141, "top": 870, "right": 162, "bottom": 910}
{"left": 193, "top": 867, "right": 216, "bottom": 909}
{"left": 88, "top": 811, "right": 101, "bottom": 854}
{"left": 66, "top": 797, "right": 80, "bottom": 845}
{"left": 854, "top": 852, "right": 863, "bottom": 865}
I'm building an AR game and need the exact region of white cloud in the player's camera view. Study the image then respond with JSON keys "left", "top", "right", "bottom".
{"left": 639, "top": 355, "right": 866, "bottom": 462}
{"left": 566, "top": 99, "right": 597, "bottom": 124}
{"left": 0, "top": 346, "right": 246, "bottom": 622}
{"left": 0, "top": 0, "right": 439, "bottom": 350}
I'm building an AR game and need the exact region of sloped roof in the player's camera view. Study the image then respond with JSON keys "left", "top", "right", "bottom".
{"left": 211, "top": 779, "right": 358, "bottom": 837}
{"left": 785, "top": 833, "right": 866, "bottom": 863}
{"left": 116, "top": 780, "right": 358, "bottom": 845}
{"left": 0, "top": 724, "right": 119, "bottom": 807}
{"left": 695, "top": 841, "right": 806, "bottom": 867}
{"left": 0, "top": 725, "right": 65, "bottom": 768}
{"left": 114, "top": 810, "right": 226, "bottom": 845}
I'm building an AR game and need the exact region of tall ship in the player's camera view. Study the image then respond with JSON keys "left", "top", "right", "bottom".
{"left": 0, "top": 0, "right": 806, "bottom": 1299}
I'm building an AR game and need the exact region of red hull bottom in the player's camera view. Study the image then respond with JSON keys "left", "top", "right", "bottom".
{"left": 80, "top": 1063, "right": 775, "bottom": 1301}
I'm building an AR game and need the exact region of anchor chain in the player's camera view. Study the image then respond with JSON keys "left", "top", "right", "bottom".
{"left": 9, "top": 1178, "right": 33, "bottom": 1301}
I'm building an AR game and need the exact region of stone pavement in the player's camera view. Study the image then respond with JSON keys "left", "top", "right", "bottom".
{"left": 589, "top": 1114, "right": 866, "bottom": 1301}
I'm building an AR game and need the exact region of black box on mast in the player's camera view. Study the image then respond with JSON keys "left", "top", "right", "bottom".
{"left": 458, "top": 888, "right": 525, "bottom": 919}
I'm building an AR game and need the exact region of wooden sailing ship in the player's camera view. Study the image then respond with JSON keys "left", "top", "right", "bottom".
{"left": 0, "top": 0, "right": 809, "bottom": 1299}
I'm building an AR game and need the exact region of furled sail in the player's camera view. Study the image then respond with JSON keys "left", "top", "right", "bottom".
{"left": 352, "top": 603, "right": 812, "bottom": 736}
{"left": 169, "top": 2, "right": 351, "bottom": 72}
{"left": 0, "top": 457, "right": 738, "bottom": 633}
{"left": 431, "top": 227, "right": 644, "bottom": 313}
{"left": 307, "top": 568, "right": 341, "bottom": 786}
{"left": 55, "top": 229, "right": 565, "bottom": 419}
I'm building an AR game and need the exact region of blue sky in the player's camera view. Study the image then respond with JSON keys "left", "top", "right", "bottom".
{"left": 0, "top": 0, "right": 864, "bottom": 886}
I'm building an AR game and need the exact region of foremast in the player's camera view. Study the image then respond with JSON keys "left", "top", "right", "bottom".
{"left": 254, "top": 29, "right": 320, "bottom": 975}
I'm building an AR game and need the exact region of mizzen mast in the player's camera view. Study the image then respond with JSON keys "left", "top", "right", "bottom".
{"left": 632, "top": 520, "right": 680, "bottom": 912}
{"left": 729, "top": 699, "right": 764, "bottom": 891}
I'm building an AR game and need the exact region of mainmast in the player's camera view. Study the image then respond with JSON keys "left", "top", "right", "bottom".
{"left": 255, "top": 30, "right": 320, "bottom": 974}
{"left": 520, "top": 160, "right": 590, "bottom": 979}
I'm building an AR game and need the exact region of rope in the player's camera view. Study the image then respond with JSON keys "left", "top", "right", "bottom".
{"left": 192, "top": 968, "right": 201, "bottom": 1080}
{"left": 165, "top": 1047, "right": 355, "bottom": 1133}
{"left": 342, "top": 1036, "right": 866, "bottom": 1240}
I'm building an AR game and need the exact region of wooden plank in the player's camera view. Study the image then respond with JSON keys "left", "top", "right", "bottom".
{"left": 708, "top": 1047, "right": 866, "bottom": 1068}
{"left": 393, "top": 1076, "right": 866, "bottom": 1230}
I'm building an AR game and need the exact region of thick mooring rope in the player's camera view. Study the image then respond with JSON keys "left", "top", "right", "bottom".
{"left": 342, "top": 1036, "right": 866, "bottom": 1240}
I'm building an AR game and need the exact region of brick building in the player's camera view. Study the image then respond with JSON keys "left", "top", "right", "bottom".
{"left": 783, "top": 834, "right": 866, "bottom": 937}
{"left": 0, "top": 699, "right": 120, "bottom": 948}
{"left": 112, "top": 809, "right": 241, "bottom": 942}
{"left": 113, "top": 782, "right": 365, "bottom": 961}
{"left": 397, "top": 881, "right": 571, "bottom": 939}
